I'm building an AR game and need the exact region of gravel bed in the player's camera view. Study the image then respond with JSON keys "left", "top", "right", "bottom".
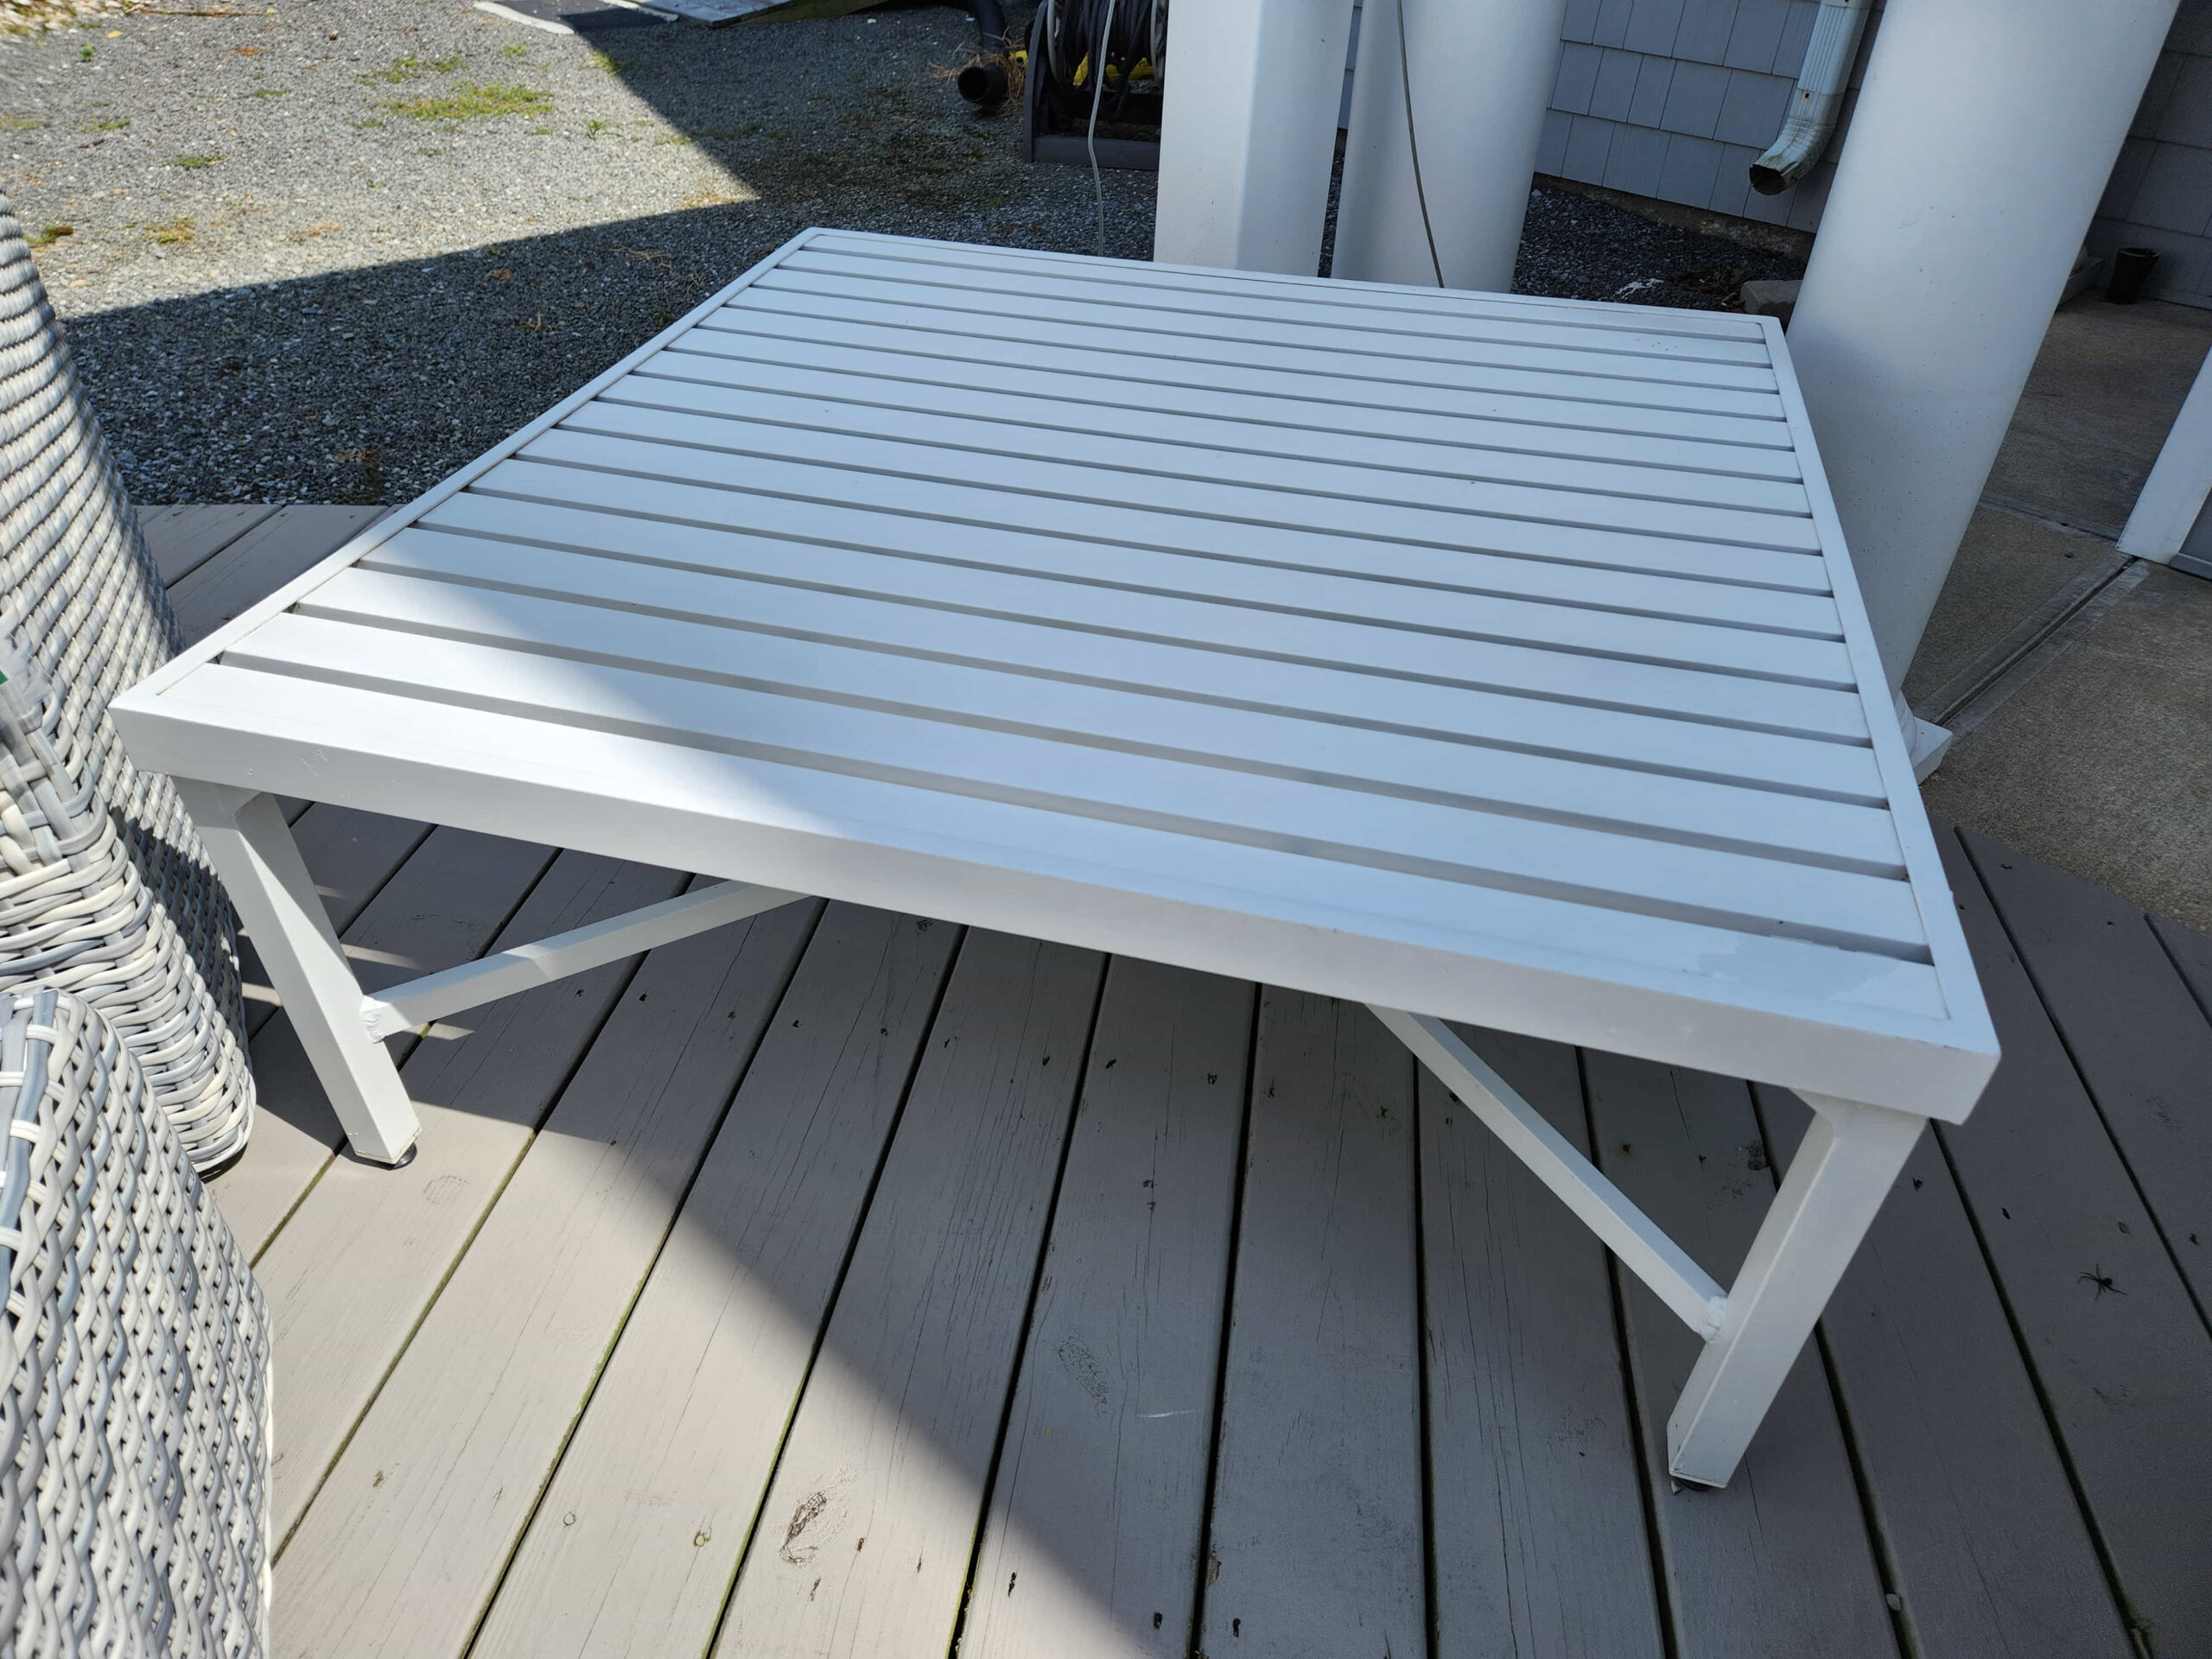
{"left": 2, "top": 0, "right": 1152, "bottom": 503}
{"left": 2, "top": 1, "right": 1798, "bottom": 505}
{"left": 1513, "top": 183, "right": 1806, "bottom": 308}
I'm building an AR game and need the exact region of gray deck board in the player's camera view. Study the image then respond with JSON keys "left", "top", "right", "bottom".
{"left": 261, "top": 855, "right": 697, "bottom": 1550}
{"left": 469, "top": 906, "right": 962, "bottom": 1659}
{"left": 1935, "top": 829, "right": 2212, "bottom": 1657}
{"left": 964, "top": 962, "right": 1252, "bottom": 1659}
{"left": 1419, "top": 1031, "right": 1667, "bottom": 1659}
{"left": 1962, "top": 829, "right": 2212, "bottom": 1314}
{"left": 709, "top": 932, "right": 1103, "bottom": 1659}
{"left": 1755, "top": 1086, "right": 2135, "bottom": 1659}
{"left": 166, "top": 503, "right": 381, "bottom": 644}
{"left": 178, "top": 508, "right": 2212, "bottom": 1659}
{"left": 273, "top": 890, "right": 820, "bottom": 1659}
{"left": 1585, "top": 1055, "right": 1900, "bottom": 1659}
{"left": 137, "top": 503, "right": 279, "bottom": 588}
{"left": 1199, "top": 994, "right": 1427, "bottom": 1659}
{"left": 2149, "top": 915, "right": 2212, "bottom": 1027}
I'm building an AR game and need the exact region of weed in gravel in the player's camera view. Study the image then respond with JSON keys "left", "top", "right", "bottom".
{"left": 79, "top": 44, "right": 92, "bottom": 60}
{"left": 351, "top": 117, "right": 385, "bottom": 130}
{"left": 147, "top": 216, "right": 194, "bottom": 245}
{"left": 0, "top": 117, "right": 41, "bottom": 131}
{"left": 86, "top": 116, "right": 127, "bottom": 130}
{"left": 168, "top": 153, "right": 222, "bottom": 169}
{"left": 588, "top": 51, "right": 630, "bottom": 73}
{"left": 390, "top": 83, "right": 551, "bottom": 122}
{"left": 503, "top": 43, "right": 529, "bottom": 57}
{"left": 584, "top": 118, "right": 607, "bottom": 137}
{"left": 653, "top": 133, "right": 690, "bottom": 145}
{"left": 246, "top": 87, "right": 289, "bottom": 99}
{"left": 359, "top": 53, "right": 460, "bottom": 85}
{"left": 28, "top": 224, "right": 73, "bottom": 248}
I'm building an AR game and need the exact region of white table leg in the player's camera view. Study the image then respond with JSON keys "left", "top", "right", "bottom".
{"left": 175, "top": 780, "right": 420, "bottom": 1166}
{"left": 1666, "top": 1092, "right": 1923, "bottom": 1487}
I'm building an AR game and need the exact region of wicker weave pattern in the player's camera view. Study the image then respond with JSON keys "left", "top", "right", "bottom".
{"left": 0, "top": 194, "right": 254, "bottom": 1171}
{"left": 0, "top": 988, "right": 271, "bottom": 1658}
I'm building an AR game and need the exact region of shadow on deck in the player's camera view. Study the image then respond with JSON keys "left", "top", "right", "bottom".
{"left": 150, "top": 505, "right": 2212, "bottom": 1659}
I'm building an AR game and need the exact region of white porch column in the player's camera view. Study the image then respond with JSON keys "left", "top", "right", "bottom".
{"left": 1786, "top": 0, "right": 2180, "bottom": 738}
{"left": 1154, "top": 0, "right": 1358, "bottom": 274}
{"left": 1332, "top": 0, "right": 1571, "bottom": 291}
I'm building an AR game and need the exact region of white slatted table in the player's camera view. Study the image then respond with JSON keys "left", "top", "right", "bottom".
{"left": 111, "top": 230, "right": 1997, "bottom": 1487}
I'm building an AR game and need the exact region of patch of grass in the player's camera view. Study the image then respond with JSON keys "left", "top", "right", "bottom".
{"left": 79, "top": 43, "right": 92, "bottom": 60}
{"left": 0, "top": 116, "right": 42, "bottom": 131}
{"left": 86, "top": 115, "right": 128, "bottom": 130}
{"left": 148, "top": 215, "right": 194, "bottom": 245}
{"left": 588, "top": 50, "right": 629, "bottom": 73}
{"left": 28, "top": 223, "right": 73, "bottom": 248}
{"left": 351, "top": 117, "right": 386, "bottom": 129}
{"left": 388, "top": 82, "right": 550, "bottom": 122}
{"left": 583, "top": 117, "right": 607, "bottom": 137}
{"left": 246, "top": 86, "right": 288, "bottom": 99}
{"left": 503, "top": 41, "right": 529, "bottom": 56}
{"left": 652, "top": 132, "right": 690, "bottom": 145}
{"left": 359, "top": 52, "right": 459, "bottom": 85}
{"left": 168, "top": 152, "right": 222, "bottom": 169}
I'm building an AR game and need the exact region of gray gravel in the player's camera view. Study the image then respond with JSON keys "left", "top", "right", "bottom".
{"left": 2, "top": 0, "right": 1153, "bottom": 503}
{"left": 1512, "top": 184, "right": 1805, "bottom": 309}
{"left": 3, "top": 1, "right": 1798, "bottom": 506}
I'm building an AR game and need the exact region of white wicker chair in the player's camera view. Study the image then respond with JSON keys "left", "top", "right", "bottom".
{"left": 0, "top": 987, "right": 271, "bottom": 1658}
{"left": 0, "top": 193, "right": 255, "bottom": 1172}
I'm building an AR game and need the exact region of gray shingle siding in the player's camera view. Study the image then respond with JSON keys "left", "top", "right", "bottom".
{"left": 1538, "top": 0, "right": 1865, "bottom": 234}
{"left": 1346, "top": 0, "right": 2212, "bottom": 306}
{"left": 2094, "top": 0, "right": 2212, "bottom": 306}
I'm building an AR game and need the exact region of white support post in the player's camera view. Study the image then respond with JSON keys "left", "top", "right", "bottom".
{"left": 1332, "top": 0, "right": 1571, "bottom": 292}
{"left": 2119, "top": 342, "right": 2212, "bottom": 565}
{"left": 1785, "top": 0, "right": 2180, "bottom": 730}
{"left": 1666, "top": 1092, "right": 1923, "bottom": 1488}
{"left": 1375, "top": 1008, "right": 1728, "bottom": 1338}
{"left": 1154, "top": 0, "right": 1358, "bottom": 274}
{"left": 361, "top": 880, "right": 804, "bottom": 1040}
{"left": 175, "top": 781, "right": 419, "bottom": 1166}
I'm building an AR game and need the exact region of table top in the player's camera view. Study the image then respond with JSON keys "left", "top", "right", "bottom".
{"left": 112, "top": 229, "right": 1997, "bottom": 1117}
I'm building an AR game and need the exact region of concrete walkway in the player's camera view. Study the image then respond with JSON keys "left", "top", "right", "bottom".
{"left": 1906, "top": 293, "right": 2212, "bottom": 931}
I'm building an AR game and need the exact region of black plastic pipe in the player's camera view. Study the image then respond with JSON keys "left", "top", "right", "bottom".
{"left": 958, "top": 0, "right": 1010, "bottom": 105}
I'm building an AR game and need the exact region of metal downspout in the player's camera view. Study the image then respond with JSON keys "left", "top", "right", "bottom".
{"left": 1750, "top": 0, "right": 1873, "bottom": 194}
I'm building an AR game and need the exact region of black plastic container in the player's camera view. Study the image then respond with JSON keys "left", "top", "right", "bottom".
{"left": 2107, "top": 246, "right": 2160, "bottom": 305}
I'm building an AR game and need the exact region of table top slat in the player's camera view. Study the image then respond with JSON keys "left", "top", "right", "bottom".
{"left": 719, "top": 286, "right": 1789, "bottom": 422}
{"left": 668, "top": 326, "right": 1807, "bottom": 482}
{"left": 392, "top": 505, "right": 1873, "bottom": 740}
{"left": 601, "top": 366, "right": 1823, "bottom": 547}
{"left": 777, "top": 246, "right": 1777, "bottom": 373}
{"left": 302, "top": 565, "right": 1905, "bottom": 873}
{"left": 807, "top": 229, "right": 1774, "bottom": 342}
{"left": 379, "top": 513, "right": 1891, "bottom": 801}
{"left": 703, "top": 299, "right": 1797, "bottom": 451}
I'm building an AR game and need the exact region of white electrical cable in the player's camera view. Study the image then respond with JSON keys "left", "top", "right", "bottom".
{"left": 1089, "top": 0, "right": 1119, "bottom": 257}
{"left": 1396, "top": 0, "right": 1444, "bottom": 285}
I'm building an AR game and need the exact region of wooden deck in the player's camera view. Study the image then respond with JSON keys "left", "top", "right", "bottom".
{"left": 149, "top": 505, "right": 2212, "bottom": 1659}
